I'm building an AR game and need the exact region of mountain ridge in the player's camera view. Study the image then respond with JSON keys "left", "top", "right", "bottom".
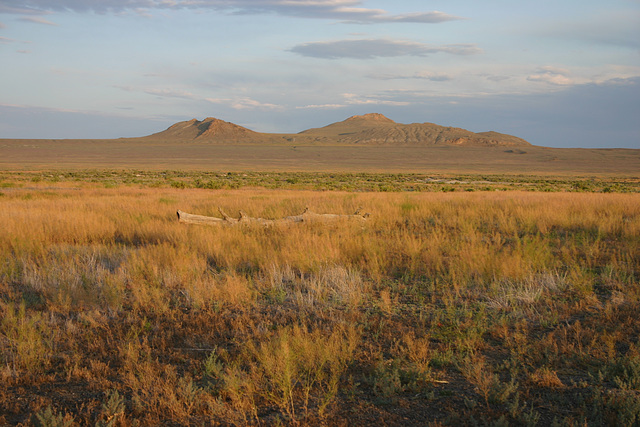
{"left": 144, "top": 113, "right": 531, "bottom": 147}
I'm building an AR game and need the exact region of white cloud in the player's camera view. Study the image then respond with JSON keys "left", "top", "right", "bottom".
{"left": 231, "top": 97, "right": 283, "bottom": 110}
{"left": 527, "top": 66, "right": 574, "bottom": 86}
{"left": 343, "top": 93, "right": 410, "bottom": 106}
{"left": 290, "top": 39, "right": 482, "bottom": 59}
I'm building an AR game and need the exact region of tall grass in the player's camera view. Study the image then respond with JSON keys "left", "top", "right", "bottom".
{"left": 0, "top": 186, "right": 638, "bottom": 424}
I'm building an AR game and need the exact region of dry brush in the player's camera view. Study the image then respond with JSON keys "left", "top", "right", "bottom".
{"left": 0, "top": 185, "right": 638, "bottom": 425}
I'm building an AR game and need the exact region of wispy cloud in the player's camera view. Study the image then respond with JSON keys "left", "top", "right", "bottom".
{"left": 0, "top": 1, "right": 462, "bottom": 24}
{"left": 118, "top": 84, "right": 282, "bottom": 111}
{"left": 537, "top": 11, "right": 640, "bottom": 50}
{"left": 144, "top": 88, "right": 198, "bottom": 99}
{"left": 0, "top": 35, "right": 32, "bottom": 44}
{"left": 203, "top": 97, "right": 229, "bottom": 104}
{"left": 343, "top": 93, "right": 410, "bottom": 106}
{"left": 0, "top": 5, "right": 45, "bottom": 14}
{"left": 486, "top": 75, "right": 511, "bottom": 82}
{"left": 297, "top": 90, "right": 437, "bottom": 111}
{"left": 203, "top": 95, "right": 282, "bottom": 111}
{"left": 333, "top": 8, "right": 461, "bottom": 24}
{"left": 231, "top": 97, "right": 283, "bottom": 110}
{"left": 19, "top": 16, "right": 58, "bottom": 26}
{"left": 0, "top": 21, "right": 6, "bottom": 29}
{"left": 376, "top": 11, "right": 462, "bottom": 24}
{"left": 527, "top": 66, "right": 574, "bottom": 86}
{"left": 290, "top": 39, "right": 482, "bottom": 59}
{"left": 297, "top": 103, "right": 346, "bottom": 110}
{"left": 368, "top": 72, "right": 453, "bottom": 81}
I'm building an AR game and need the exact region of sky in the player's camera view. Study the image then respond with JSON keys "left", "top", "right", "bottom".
{"left": 1, "top": 0, "right": 639, "bottom": 148}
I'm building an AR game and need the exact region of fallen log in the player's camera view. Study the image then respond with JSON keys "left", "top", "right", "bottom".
{"left": 177, "top": 207, "right": 370, "bottom": 226}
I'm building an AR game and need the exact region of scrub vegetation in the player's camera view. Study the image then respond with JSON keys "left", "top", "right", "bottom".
{"left": 1, "top": 170, "right": 639, "bottom": 193}
{"left": 0, "top": 173, "right": 639, "bottom": 425}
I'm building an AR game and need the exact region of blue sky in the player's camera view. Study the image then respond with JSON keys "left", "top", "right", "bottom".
{"left": 1, "top": 0, "right": 639, "bottom": 148}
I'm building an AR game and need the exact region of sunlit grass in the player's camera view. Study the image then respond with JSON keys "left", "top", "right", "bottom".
{"left": 0, "top": 183, "right": 638, "bottom": 425}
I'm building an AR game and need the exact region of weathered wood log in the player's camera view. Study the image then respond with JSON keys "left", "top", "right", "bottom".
{"left": 177, "top": 207, "right": 369, "bottom": 226}
{"left": 176, "top": 210, "right": 226, "bottom": 225}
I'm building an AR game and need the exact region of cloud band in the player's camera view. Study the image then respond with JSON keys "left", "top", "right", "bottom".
{"left": 289, "top": 39, "right": 482, "bottom": 59}
{"left": 0, "top": 0, "right": 462, "bottom": 24}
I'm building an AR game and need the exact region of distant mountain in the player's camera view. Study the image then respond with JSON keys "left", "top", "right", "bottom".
{"left": 299, "top": 114, "right": 531, "bottom": 146}
{"left": 144, "top": 113, "right": 531, "bottom": 147}
{"left": 147, "top": 117, "right": 266, "bottom": 142}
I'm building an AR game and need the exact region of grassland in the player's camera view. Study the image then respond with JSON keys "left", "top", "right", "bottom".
{"left": 0, "top": 172, "right": 639, "bottom": 426}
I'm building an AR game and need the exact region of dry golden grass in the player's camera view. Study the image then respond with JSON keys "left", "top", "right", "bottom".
{"left": 0, "top": 184, "right": 639, "bottom": 425}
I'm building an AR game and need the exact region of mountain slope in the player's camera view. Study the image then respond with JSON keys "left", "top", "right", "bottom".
{"left": 147, "top": 117, "right": 267, "bottom": 142}
{"left": 299, "top": 113, "right": 531, "bottom": 146}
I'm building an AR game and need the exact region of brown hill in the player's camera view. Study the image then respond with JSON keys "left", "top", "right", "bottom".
{"left": 144, "top": 113, "right": 531, "bottom": 147}
{"left": 147, "top": 117, "right": 269, "bottom": 142}
{"left": 299, "top": 113, "right": 531, "bottom": 146}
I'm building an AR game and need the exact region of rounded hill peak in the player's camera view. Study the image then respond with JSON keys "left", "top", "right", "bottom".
{"left": 346, "top": 113, "right": 395, "bottom": 123}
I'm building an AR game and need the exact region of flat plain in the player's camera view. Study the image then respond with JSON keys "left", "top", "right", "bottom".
{"left": 0, "top": 138, "right": 639, "bottom": 426}
{"left": 2, "top": 138, "right": 640, "bottom": 174}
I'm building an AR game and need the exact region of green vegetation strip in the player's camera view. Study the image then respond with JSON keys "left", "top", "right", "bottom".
{"left": 1, "top": 170, "right": 638, "bottom": 193}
